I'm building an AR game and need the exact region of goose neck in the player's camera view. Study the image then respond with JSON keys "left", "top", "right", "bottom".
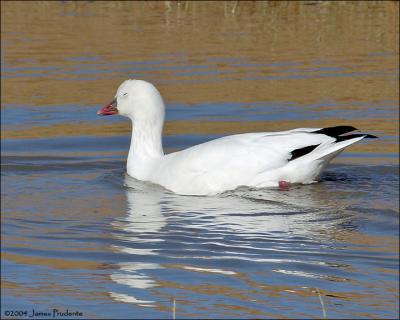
{"left": 128, "top": 121, "right": 164, "bottom": 161}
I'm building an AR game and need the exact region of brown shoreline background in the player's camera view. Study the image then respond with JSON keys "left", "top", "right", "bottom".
{"left": 1, "top": 1, "right": 398, "bottom": 159}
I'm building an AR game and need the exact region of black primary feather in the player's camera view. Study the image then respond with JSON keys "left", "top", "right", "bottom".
{"left": 336, "top": 134, "right": 378, "bottom": 142}
{"left": 289, "top": 144, "right": 320, "bottom": 161}
{"left": 314, "top": 125, "right": 357, "bottom": 138}
{"left": 314, "top": 125, "right": 378, "bottom": 142}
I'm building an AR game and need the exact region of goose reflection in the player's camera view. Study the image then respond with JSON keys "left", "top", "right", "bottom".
{"left": 108, "top": 177, "right": 166, "bottom": 307}
{"left": 109, "top": 174, "right": 351, "bottom": 307}
{"left": 117, "top": 174, "right": 347, "bottom": 236}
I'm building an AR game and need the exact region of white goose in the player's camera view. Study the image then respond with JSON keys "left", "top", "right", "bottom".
{"left": 98, "top": 79, "right": 376, "bottom": 195}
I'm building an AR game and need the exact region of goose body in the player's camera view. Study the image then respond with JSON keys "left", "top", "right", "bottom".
{"left": 98, "top": 80, "right": 376, "bottom": 196}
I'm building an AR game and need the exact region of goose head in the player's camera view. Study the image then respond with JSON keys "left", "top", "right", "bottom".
{"left": 98, "top": 79, "right": 165, "bottom": 125}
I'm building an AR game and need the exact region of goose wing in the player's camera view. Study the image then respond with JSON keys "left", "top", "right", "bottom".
{"left": 154, "top": 126, "right": 376, "bottom": 194}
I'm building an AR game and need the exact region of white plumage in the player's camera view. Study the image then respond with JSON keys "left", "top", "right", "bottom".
{"left": 98, "top": 79, "right": 376, "bottom": 195}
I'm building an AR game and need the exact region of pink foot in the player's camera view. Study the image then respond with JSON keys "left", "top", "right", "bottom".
{"left": 279, "top": 180, "right": 291, "bottom": 190}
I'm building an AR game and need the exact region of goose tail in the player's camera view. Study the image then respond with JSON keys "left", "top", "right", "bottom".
{"left": 312, "top": 126, "right": 377, "bottom": 161}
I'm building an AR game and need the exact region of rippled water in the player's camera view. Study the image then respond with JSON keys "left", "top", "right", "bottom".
{"left": 1, "top": 2, "right": 399, "bottom": 319}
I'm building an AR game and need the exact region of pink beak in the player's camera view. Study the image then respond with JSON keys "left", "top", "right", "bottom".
{"left": 97, "top": 99, "right": 118, "bottom": 116}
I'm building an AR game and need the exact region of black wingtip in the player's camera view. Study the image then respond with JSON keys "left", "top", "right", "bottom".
{"left": 336, "top": 133, "right": 378, "bottom": 142}
{"left": 289, "top": 144, "right": 320, "bottom": 161}
{"left": 314, "top": 126, "right": 378, "bottom": 141}
{"left": 314, "top": 126, "right": 358, "bottom": 138}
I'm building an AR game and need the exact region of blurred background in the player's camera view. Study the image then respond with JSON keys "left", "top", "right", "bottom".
{"left": 1, "top": 1, "right": 399, "bottom": 319}
{"left": 1, "top": 0, "right": 398, "bottom": 159}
